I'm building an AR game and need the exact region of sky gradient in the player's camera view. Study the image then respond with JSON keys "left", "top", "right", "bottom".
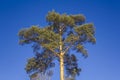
{"left": 0, "top": 0, "right": 120, "bottom": 80}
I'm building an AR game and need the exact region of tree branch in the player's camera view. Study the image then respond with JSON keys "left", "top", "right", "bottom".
{"left": 61, "top": 24, "right": 66, "bottom": 34}
{"left": 63, "top": 42, "right": 74, "bottom": 55}
{"left": 49, "top": 48, "right": 60, "bottom": 57}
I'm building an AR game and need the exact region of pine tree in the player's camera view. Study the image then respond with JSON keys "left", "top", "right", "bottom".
{"left": 18, "top": 10, "right": 96, "bottom": 80}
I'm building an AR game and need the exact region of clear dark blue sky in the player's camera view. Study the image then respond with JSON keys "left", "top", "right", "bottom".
{"left": 0, "top": 0, "right": 120, "bottom": 80}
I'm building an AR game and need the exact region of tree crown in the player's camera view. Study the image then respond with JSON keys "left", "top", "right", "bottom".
{"left": 18, "top": 10, "right": 96, "bottom": 77}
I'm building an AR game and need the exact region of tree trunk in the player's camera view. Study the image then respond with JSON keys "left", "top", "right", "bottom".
{"left": 60, "top": 54, "right": 64, "bottom": 80}
{"left": 59, "top": 27, "right": 64, "bottom": 80}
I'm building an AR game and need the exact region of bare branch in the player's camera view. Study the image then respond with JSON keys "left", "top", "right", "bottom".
{"left": 63, "top": 46, "right": 70, "bottom": 54}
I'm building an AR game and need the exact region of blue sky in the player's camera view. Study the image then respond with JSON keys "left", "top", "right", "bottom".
{"left": 0, "top": 0, "right": 120, "bottom": 80}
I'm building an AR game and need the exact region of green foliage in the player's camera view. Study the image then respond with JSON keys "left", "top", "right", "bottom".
{"left": 18, "top": 10, "right": 96, "bottom": 77}
{"left": 18, "top": 26, "right": 60, "bottom": 52}
{"left": 64, "top": 54, "right": 81, "bottom": 77}
{"left": 46, "top": 11, "right": 75, "bottom": 27}
{"left": 25, "top": 50, "right": 55, "bottom": 74}
{"left": 74, "top": 23, "right": 96, "bottom": 44}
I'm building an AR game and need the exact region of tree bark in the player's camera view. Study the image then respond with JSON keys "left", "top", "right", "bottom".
{"left": 60, "top": 54, "right": 64, "bottom": 80}
{"left": 59, "top": 26, "right": 64, "bottom": 80}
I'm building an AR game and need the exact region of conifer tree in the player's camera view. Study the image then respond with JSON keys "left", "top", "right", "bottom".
{"left": 18, "top": 10, "right": 96, "bottom": 80}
